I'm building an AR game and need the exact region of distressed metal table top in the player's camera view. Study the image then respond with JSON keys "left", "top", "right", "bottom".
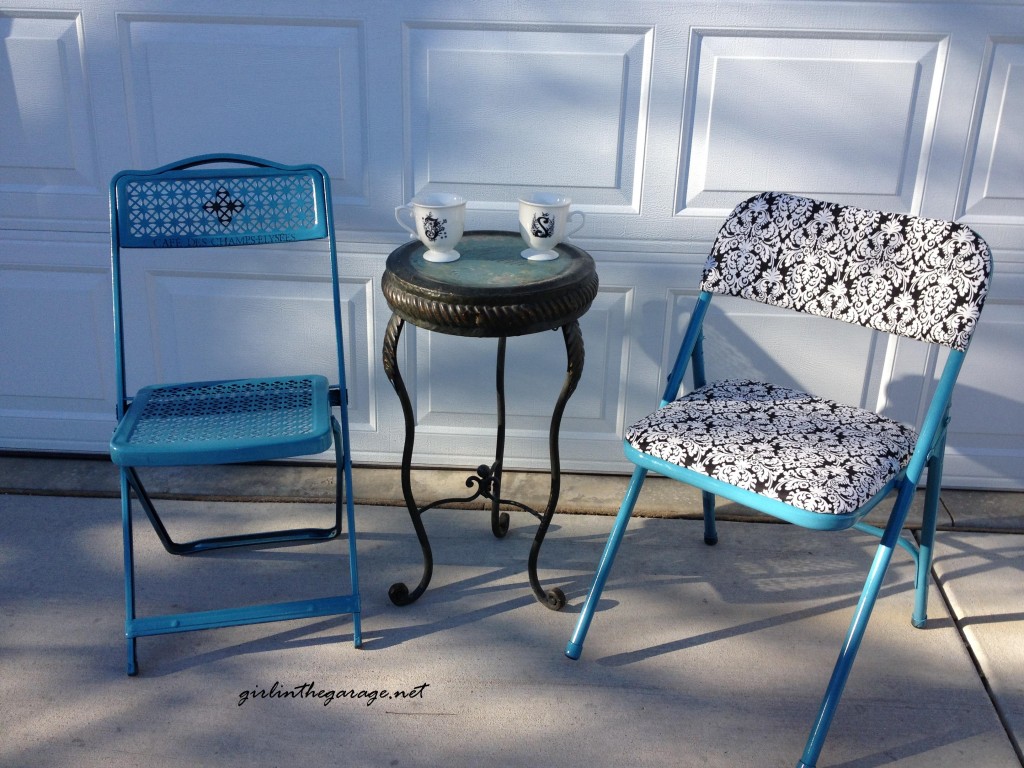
{"left": 382, "top": 230, "right": 598, "bottom": 336}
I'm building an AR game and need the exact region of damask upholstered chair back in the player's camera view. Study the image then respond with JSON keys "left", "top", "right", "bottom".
{"left": 701, "top": 192, "right": 990, "bottom": 351}
{"left": 566, "top": 192, "right": 992, "bottom": 768}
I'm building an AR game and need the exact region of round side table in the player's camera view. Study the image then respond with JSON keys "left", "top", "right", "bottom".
{"left": 381, "top": 230, "right": 599, "bottom": 609}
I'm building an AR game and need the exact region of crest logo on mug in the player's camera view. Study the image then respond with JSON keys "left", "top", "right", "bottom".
{"left": 422, "top": 213, "right": 447, "bottom": 242}
{"left": 531, "top": 212, "right": 555, "bottom": 239}
{"left": 395, "top": 193, "right": 465, "bottom": 262}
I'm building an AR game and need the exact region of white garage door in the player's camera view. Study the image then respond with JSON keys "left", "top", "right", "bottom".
{"left": 1, "top": 1, "right": 1022, "bottom": 489}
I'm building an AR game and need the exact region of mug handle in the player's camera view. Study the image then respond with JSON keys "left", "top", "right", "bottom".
{"left": 566, "top": 210, "right": 585, "bottom": 238}
{"left": 395, "top": 205, "right": 417, "bottom": 236}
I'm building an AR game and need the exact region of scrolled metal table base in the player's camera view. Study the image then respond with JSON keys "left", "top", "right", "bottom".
{"left": 382, "top": 313, "right": 585, "bottom": 610}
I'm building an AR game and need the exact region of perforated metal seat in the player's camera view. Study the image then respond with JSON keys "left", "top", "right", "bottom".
{"left": 111, "top": 376, "right": 331, "bottom": 466}
{"left": 109, "top": 155, "right": 361, "bottom": 675}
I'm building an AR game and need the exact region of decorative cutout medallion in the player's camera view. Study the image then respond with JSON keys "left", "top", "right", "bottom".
{"left": 203, "top": 188, "right": 246, "bottom": 227}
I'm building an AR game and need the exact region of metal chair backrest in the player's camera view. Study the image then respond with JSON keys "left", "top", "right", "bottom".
{"left": 109, "top": 154, "right": 343, "bottom": 419}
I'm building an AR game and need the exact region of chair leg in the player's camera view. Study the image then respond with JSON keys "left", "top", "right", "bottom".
{"left": 566, "top": 465, "right": 647, "bottom": 660}
{"left": 797, "top": 486, "right": 915, "bottom": 768}
{"left": 120, "top": 468, "right": 139, "bottom": 676}
{"left": 334, "top": 415, "right": 362, "bottom": 649}
{"left": 702, "top": 490, "right": 718, "bottom": 545}
{"left": 913, "top": 442, "right": 945, "bottom": 629}
{"left": 121, "top": 422, "right": 362, "bottom": 673}
{"left": 344, "top": 490, "right": 362, "bottom": 649}
{"left": 798, "top": 543, "right": 897, "bottom": 767}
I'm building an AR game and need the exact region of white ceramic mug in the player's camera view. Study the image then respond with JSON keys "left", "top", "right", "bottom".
{"left": 518, "top": 193, "right": 585, "bottom": 261}
{"left": 395, "top": 193, "right": 466, "bottom": 262}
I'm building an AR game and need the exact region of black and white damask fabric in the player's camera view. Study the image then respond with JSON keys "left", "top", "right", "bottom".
{"left": 701, "top": 192, "right": 991, "bottom": 351}
{"left": 626, "top": 379, "right": 919, "bottom": 516}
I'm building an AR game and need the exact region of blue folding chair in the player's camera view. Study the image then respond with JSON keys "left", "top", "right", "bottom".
{"left": 566, "top": 192, "right": 991, "bottom": 767}
{"left": 109, "top": 154, "right": 361, "bottom": 675}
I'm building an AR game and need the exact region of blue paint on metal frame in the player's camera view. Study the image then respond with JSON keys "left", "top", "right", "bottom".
{"left": 110, "top": 154, "right": 361, "bottom": 675}
{"left": 565, "top": 246, "right": 986, "bottom": 768}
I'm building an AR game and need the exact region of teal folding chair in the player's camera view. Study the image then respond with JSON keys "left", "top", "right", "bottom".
{"left": 566, "top": 192, "right": 991, "bottom": 767}
{"left": 109, "top": 154, "right": 361, "bottom": 675}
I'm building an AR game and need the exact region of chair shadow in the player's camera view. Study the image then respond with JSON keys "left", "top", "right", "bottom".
{"left": 133, "top": 513, "right": 595, "bottom": 674}
{"left": 594, "top": 580, "right": 912, "bottom": 668}
{"left": 825, "top": 718, "right": 995, "bottom": 768}
{"left": 546, "top": 516, "right": 932, "bottom": 667}
{"left": 132, "top": 502, "right": 1022, "bottom": 677}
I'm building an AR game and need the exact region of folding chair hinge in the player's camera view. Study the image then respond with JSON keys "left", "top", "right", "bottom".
{"left": 329, "top": 386, "right": 347, "bottom": 407}
{"left": 926, "top": 409, "right": 954, "bottom": 462}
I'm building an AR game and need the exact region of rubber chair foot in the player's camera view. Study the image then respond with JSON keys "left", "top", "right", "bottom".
{"left": 565, "top": 641, "right": 583, "bottom": 660}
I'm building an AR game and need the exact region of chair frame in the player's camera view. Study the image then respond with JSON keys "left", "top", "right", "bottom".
{"left": 566, "top": 192, "right": 991, "bottom": 768}
{"left": 109, "top": 154, "right": 361, "bottom": 675}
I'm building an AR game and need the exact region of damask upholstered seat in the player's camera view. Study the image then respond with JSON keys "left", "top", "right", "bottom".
{"left": 626, "top": 378, "right": 919, "bottom": 516}
{"left": 566, "top": 192, "right": 991, "bottom": 768}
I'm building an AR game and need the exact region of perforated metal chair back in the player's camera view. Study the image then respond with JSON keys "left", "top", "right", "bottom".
{"left": 109, "top": 154, "right": 360, "bottom": 675}
{"left": 566, "top": 192, "right": 991, "bottom": 767}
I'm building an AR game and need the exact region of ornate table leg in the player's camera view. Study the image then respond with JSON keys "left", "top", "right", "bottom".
{"left": 490, "top": 337, "right": 510, "bottom": 538}
{"left": 381, "top": 313, "right": 433, "bottom": 606}
{"left": 527, "top": 320, "right": 585, "bottom": 610}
